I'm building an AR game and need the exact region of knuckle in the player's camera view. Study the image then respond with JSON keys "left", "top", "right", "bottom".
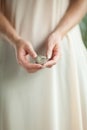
{"left": 17, "top": 58, "right": 22, "bottom": 65}
{"left": 48, "top": 65, "right": 53, "bottom": 68}
{"left": 26, "top": 69, "right": 32, "bottom": 73}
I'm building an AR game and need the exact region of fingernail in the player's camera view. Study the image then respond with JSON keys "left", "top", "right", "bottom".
{"left": 47, "top": 54, "right": 51, "bottom": 59}
{"left": 33, "top": 54, "right": 37, "bottom": 58}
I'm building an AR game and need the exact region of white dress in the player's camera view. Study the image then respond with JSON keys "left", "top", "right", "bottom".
{"left": 0, "top": 0, "right": 87, "bottom": 130}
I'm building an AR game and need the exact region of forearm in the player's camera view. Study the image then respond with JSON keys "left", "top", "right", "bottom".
{"left": 0, "top": 12, "right": 20, "bottom": 47}
{"left": 55, "top": 0, "right": 87, "bottom": 38}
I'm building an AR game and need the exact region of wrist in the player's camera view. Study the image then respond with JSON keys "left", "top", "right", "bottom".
{"left": 10, "top": 34, "right": 21, "bottom": 48}
{"left": 52, "top": 29, "right": 63, "bottom": 41}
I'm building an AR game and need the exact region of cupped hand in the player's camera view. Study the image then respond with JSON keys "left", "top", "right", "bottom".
{"left": 43, "top": 31, "right": 62, "bottom": 68}
{"left": 14, "top": 38, "right": 43, "bottom": 73}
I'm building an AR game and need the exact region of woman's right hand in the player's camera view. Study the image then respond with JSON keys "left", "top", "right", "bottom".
{"left": 14, "top": 38, "right": 43, "bottom": 73}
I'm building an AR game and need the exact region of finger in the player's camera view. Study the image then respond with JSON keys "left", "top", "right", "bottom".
{"left": 46, "top": 41, "right": 54, "bottom": 59}
{"left": 43, "top": 44, "right": 59, "bottom": 68}
{"left": 21, "top": 59, "right": 42, "bottom": 70}
{"left": 43, "top": 60, "right": 56, "bottom": 68}
{"left": 17, "top": 50, "right": 42, "bottom": 70}
{"left": 52, "top": 44, "right": 60, "bottom": 61}
{"left": 17, "top": 48, "right": 27, "bottom": 65}
{"left": 26, "top": 68, "right": 42, "bottom": 73}
{"left": 26, "top": 63, "right": 42, "bottom": 69}
{"left": 26, "top": 44, "right": 37, "bottom": 58}
{"left": 52, "top": 52, "right": 61, "bottom": 61}
{"left": 45, "top": 52, "right": 61, "bottom": 68}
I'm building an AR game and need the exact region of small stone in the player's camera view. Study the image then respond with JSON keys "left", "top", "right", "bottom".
{"left": 35, "top": 55, "right": 48, "bottom": 65}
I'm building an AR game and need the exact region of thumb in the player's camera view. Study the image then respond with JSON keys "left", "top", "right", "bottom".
{"left": 46, "top": 42, "right": 54, "bottom": 59}
{"left": 26, "top": 43, "right": 37, "bottom": 58}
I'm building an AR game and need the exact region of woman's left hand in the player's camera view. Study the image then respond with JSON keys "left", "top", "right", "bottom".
{"left": 43, "top": 31, "right": 62, "bottom": 68}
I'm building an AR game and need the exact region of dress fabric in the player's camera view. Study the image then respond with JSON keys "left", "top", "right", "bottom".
{"left": 0, "top": 0, "right": 87, "bottom": 130}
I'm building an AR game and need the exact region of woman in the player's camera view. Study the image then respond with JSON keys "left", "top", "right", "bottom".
{"left": 0, "top": 0, "right": 87, "bottom": 130}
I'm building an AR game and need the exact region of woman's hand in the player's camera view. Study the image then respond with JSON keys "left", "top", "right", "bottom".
{"left": 0, "top": 13, "right": 42, "bottom": 73}
{"left": 43, "top": 31, "right": 62, "bottom": 68}
{"left": 14, "top": 38, "right": 43, "bottom": 73}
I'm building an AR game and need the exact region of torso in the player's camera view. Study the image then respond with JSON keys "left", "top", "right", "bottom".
{"left": 1, "top": 0, "right": 69, "bottom": 47}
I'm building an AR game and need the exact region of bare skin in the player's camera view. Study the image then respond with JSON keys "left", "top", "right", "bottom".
{"left": 0, "top": 0, "right": 87, "bottom": 73}
{"left": 44, "top": 0, "right": 87, "bottom": 68}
